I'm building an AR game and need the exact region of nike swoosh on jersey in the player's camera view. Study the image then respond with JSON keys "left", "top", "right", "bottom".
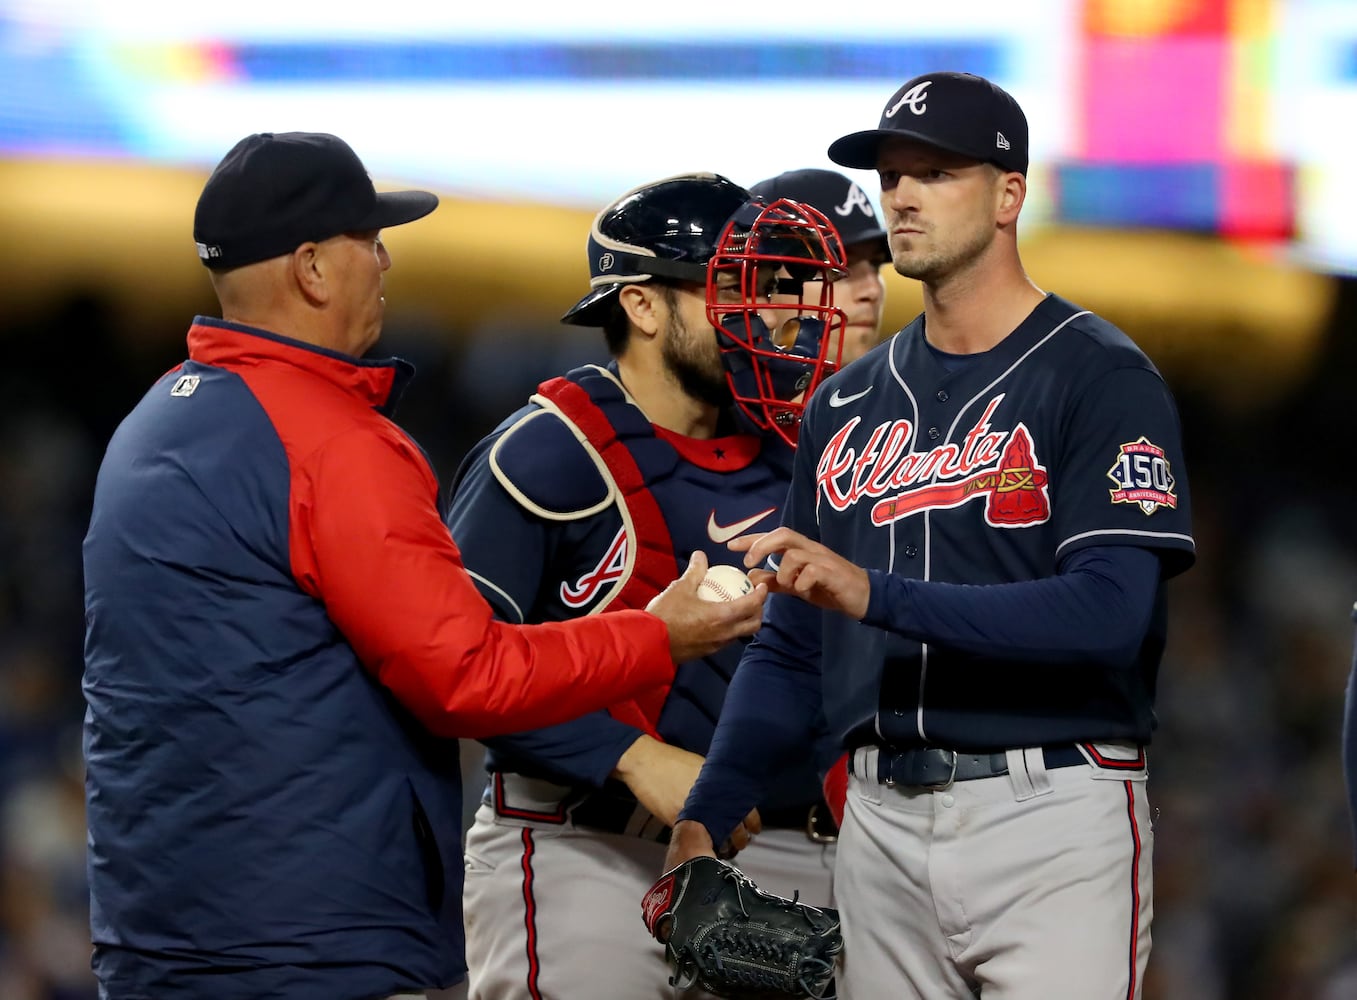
{"left": 707, "top": 507, "right": 777, "bottom": 544}
{"left": 828, "top": 386, "right": 873, "bottom": 407}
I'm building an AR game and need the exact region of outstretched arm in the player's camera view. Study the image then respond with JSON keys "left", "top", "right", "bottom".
{"left": 302, "top": 428, "right": 767, "bottom": 739}
{"left": 665, "top": 588, "right": 823, "bottom": 868}
{"left": 733, "top": 528, "right": 1161, "bottom": 666}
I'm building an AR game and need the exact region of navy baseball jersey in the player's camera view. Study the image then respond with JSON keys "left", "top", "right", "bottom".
{"left": 447, "top": 363, "right": 827, "bottom": 809}
{"left": 791, "top": 293, "right": 1195, "bottom": 751}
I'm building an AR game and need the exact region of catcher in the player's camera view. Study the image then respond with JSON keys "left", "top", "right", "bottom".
{"left": 642, "top": 856, "right": 842, "bottom": 1000}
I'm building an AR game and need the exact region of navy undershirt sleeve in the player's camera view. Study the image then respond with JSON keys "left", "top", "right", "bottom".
{"left": 862, "top": 544, "right": 1161, "bottom": 665}
{"left": 678, "top": 590, "right": 823, "bottom": 846}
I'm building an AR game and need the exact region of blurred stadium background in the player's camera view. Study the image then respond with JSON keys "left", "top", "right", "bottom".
{"left": 1, "top": 1, "right": 1355, "bottom": 997}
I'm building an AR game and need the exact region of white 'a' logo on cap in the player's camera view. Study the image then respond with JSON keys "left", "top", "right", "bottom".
{"left": 835, "top": 183, "right": 873, "bottom": 218}
{"left": 885, "top": 81, "right": 931, "bottom": 118}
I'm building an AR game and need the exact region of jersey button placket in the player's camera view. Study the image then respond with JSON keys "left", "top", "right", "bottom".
{"left": 927, "top": 426, "right": 941, "bottom": 440}
{"left": 935, "top": 389, "right": 949, "bottom": 402}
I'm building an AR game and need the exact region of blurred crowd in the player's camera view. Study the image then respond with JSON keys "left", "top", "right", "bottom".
{"left": 1, "top": 282, "right": 1354, "bottom": 1000}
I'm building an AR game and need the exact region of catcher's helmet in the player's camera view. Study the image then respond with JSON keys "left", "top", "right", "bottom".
{"left": 561, "top": 172, "right": 750, "bottom": 327}
{"left": 562, "top": 172, "right": 847, "bottom": 449}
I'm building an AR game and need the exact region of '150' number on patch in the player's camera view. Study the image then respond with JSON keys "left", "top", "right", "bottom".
{"left": 1107, "top": 438, "right": 1177, "bottom": 515}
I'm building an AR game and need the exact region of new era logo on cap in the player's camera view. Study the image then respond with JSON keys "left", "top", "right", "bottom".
{"left": 827, "top": 71, "right": 1029, "bottom": 176}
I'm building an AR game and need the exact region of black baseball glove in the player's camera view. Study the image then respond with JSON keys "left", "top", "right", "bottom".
{"left": 641, "top": 856, "right": 842, "bottom": 999}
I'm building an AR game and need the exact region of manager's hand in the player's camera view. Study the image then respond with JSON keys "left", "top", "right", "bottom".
{"left": 645, "top": 551, "right": 767, "bottom": 663}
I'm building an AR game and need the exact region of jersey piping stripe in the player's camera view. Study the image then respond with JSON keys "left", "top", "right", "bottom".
{"left": 917, "top": 509, "right": 932, "bottom": 742}
{"left": 884, "top": 328, "right": 926, "bottom": 743}
{"left": 1122, "top": 781, "right": 1144, "bottom": 1000}
{"left": 520, "top": 828, "right": 545, "bottom": 1000}
{"left": 938, "top": 310, "right": 1092, "bottom": 452}
{"left": 467, "top": 570, "right": 525, "bottom": 624}
{"left": 1056, "top": 528, "right": 1196, "bottom": 556}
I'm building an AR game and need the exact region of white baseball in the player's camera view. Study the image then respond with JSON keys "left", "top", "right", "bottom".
{"left": 697, "top": 564, "right": 754, "bottom": 603}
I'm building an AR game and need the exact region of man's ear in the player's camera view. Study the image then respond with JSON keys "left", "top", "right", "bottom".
{"left": 995, "top": 171, "right": 1026, "bottom": 227}
{"left": 618, "top": 284, "right": 663, "bottom": 339}
{"left": 290, "top": 242, "right": 328, "bottom": 306}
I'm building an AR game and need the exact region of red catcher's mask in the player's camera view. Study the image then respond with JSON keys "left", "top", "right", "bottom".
{"left": 707, "top": 197, "right": 848, "bottom": 448}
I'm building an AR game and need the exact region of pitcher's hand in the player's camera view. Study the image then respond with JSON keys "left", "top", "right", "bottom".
{"left": 663, "top": 819, "right": 718, "bottom": 872}
{"left": 730, "top": 528, "right": 871, "bottom": 621}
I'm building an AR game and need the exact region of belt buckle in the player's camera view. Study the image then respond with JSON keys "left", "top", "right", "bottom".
{"left": 921, "top": 749, "right": 958, "bottom": 790}
{"left": 805, "top": 803, "right": 838, "bottom": 844}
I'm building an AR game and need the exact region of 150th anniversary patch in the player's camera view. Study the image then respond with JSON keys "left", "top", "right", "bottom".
{"left": 1107, "top": 437, "right": 1177, "bottom": 514}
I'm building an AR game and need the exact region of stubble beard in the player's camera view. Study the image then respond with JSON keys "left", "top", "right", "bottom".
{"left": 662, "top": 311, "right": 730, "bottom": 408}
{"left": 891, "top": 223, "right": 993, "bottom": 284}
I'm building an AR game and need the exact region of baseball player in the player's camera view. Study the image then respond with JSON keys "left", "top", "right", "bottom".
{"left": 750, "top": 168, "right": 891, "bottom": 365}
{"left": 448, "top": 175, "right": 848, "bottom": 999}
{"left": 666, "top": 72, "right": 1197, "bottom": 999}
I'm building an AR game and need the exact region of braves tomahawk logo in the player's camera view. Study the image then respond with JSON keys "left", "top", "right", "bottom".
{"left": 1107, "top": 437, "right": 1177, "bottom": 514}
{"left": 815, "top": 395, "right": 1051, "bottom": 528}
{"left": 560, "top": 526, "right": 628, "bottom": 607}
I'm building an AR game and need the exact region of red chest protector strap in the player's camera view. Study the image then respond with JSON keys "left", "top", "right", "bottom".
{"left": 536, "top": 375, "right": 677, "bottom": 738}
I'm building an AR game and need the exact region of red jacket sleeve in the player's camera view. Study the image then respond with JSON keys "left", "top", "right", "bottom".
{"left": 289, "top": 424, "right": 674, "bottom": 739}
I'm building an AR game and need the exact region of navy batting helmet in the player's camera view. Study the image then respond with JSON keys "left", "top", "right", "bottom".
{"left": 561, "top": 173, "right": 751, "bottom": 326}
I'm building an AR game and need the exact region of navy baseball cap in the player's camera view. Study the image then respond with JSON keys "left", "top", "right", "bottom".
{"left": 749, "top": 169, "right": 888, "bottom": 257}
{"left": 193, "top": 132, "right": 439, "bottom": 270}
{"left": 828, "top": 72, "right": 1028, "bottom": 176}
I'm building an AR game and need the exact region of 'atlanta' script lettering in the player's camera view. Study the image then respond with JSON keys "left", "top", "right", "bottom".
{"left": 815, "top": 396, "right": 1008, "bottom": 512}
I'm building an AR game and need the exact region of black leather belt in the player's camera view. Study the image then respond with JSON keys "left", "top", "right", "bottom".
{"left": 758, "top": 802, "right": 840, "bottom": 843}
{"left": 853, "top": 745, "right": 1086, "bottom": 789}
{"left": 568, "top": 791, "right": 672, "bottom": 844}
{"left": 487, "top": 779, "right": 840, "bottom": 846}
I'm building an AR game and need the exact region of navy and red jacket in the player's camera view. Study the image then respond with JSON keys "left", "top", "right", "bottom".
{"left": 81, "top": 318, "right": 674, "bottom": 1000}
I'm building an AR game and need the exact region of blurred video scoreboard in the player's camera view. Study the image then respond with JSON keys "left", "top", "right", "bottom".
{"left": 0, "top": 0, "right": 1351, "bottom": 271}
